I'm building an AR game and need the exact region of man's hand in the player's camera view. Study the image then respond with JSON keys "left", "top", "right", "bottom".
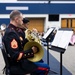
{"left": 31, "top": 46, "right": 39, "bottom": 54}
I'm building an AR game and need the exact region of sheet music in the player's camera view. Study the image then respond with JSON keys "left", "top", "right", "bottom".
{"left": 43, "top": 28, "right": 54, "bottom": 39}
{"left": 52, "top": 30, "right": 73, "bottom": 49}
{"left": 51, "top": 31, "right": 63, "bottom": 46}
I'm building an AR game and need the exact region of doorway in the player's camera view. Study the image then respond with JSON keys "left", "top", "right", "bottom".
{"left": 61, "top": 18, "right": 75, "bottom": 31}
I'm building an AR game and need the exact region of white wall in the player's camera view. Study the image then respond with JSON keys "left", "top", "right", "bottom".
{"left": 46, "top": 14, "right": 75, "bottom": 31}
{"left": 1, "top": 0, "right": 75, "bottom": 32}
{"left": 1, "top": 14, "right": 75, "bottom": 32}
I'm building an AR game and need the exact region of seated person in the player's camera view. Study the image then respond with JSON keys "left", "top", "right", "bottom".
{"left": 2, "top": 10, "right": 50, "bottom": 75}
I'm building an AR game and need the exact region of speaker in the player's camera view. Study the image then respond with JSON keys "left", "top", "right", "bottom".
{"left": 48, "top": 14, "right": 59, "bottom": 21}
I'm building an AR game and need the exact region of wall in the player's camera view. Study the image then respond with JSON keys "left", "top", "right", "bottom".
{"left": 0, "top": 1, "right": 75, "bottom": 32}
{"left": 1, "top": 14, "right": 75, "bottom": 32}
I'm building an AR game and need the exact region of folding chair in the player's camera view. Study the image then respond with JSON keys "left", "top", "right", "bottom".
{"left": 1, "top": 42, "right": 11, "bottom": 75}
{"left": 1, "top": 42, "right": 31, "bottom": 75}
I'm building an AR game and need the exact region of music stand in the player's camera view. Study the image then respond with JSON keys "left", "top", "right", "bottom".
{"left": 43, "top": 28, "right": 55, "bottom": 65}
{"left": 50, "top": 28, "right": 73, "bottom": 75}
{"left": 43, "top": 28, "right": 57, "bottom": 74}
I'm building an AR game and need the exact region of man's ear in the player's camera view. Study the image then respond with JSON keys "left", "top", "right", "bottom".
{"left": 15, "top": 17, "right": 18, "bottom": 20}
{"left": 15, "top": 17, "right": 19, "bottom": 23}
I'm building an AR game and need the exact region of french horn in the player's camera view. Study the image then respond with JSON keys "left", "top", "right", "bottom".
{"left": 19, "top": 23, "right": 44, "bottom": 62}
{"left": 25, "top": 29, "right": 41, "bottom": 44}
{"left": 24, "top": 29, "right": 44, "bottom": 62}
{"left": 24, "top": 41, "right": 44, "bottom": 62}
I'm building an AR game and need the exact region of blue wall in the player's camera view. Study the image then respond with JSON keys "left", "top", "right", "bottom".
{"left": 0, "top": 19, "right": 9, "bottom": 25}
{"left": 0, "top": 3, "right": 75, "bottom": 14}
{"left": 0, "top": 3, "right": 75, "bottom": 25}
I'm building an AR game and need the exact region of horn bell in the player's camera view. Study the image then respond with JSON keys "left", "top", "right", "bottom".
{"left": 24, "top": 41, "right": 44, "bottom": 62}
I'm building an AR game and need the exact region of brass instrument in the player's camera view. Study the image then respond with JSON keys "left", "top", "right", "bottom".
{"left": 25, "top": 29, "right": 41, "bottom": 44}
{"left": 25, "top": 29, "right": 35, "bottom": 41}
{"left": 18, "top": 21, "right": 44, "bottom": 62}
{"left": 24, "top": 29, "right": 44, "bottom": 62}
{"left": 18, "top": 23, "right": 26, "bottom": 30}
{"left": 24, "top": 41, "right": 44, "bottom": 62}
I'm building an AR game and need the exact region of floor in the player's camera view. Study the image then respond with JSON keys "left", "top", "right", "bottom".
{"left": 43, "top": 45, "right": 75, "bottom": 75}
{"left": 0, "top": 45, "right": 75, "bottom": 75}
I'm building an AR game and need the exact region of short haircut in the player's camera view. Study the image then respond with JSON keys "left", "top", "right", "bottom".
{"left": 10, "top": 10, "right": 22, "bottom": 20}
{"left": 23, "top": 18, "right": 30, "bottom": 24}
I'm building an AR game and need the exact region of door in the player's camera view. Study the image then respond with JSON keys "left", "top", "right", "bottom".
{"left": 61, "top": 18, "right": 75, "bottom": 31}
{"left": 27, "top": 18, "right": 45, "bottom": 33}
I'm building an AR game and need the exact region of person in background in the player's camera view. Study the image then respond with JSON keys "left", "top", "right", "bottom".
{"left": 23, "top": 17, "right": 50, "bottom": 73}
{"left": 0, "top": 24, "right": 7, "bottom": 48}
{"left": 0, "top": 23, "right": 7, "bottom": 36}
{"left": 2, "top": 10, "right": 50, "bottom": 75}
{"left": 69, "top": 30, "right": 75, "bottom": 46}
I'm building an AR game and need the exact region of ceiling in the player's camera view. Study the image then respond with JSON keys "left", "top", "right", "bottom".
{"left": 17, "top": 0, "right": 75, "bottom": 1}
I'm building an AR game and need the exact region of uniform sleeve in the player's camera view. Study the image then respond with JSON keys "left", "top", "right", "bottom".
{"left": 4, "top": 32, "right": 34, "bottom": 61}
{"left": 22, "top": 38, "right": 29, "bottom": 46}
{"left": 22, "top": 49, "right": 34, "bottom": 59}
{"left": 4, "top": 32, "right": 20, "bottom": 61}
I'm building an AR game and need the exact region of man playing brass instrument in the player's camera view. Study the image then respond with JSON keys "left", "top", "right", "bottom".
{"left": 23, "top": 18, "right": 50, "bottom": 74}
{"left": 2, "top": 10, "right": 50, "bottom": 75}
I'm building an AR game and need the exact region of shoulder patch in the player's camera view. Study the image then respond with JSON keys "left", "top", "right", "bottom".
{"left": 11, "top": 39, "right": 18, "bottom": 49}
